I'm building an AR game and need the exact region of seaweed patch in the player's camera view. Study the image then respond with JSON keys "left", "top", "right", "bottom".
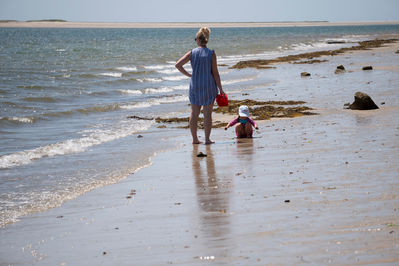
{"left": 128, "top": 99, "right": 317, "bottom": 128}
{"left": 231, "top": 39, "right": 398, "bottom": 69}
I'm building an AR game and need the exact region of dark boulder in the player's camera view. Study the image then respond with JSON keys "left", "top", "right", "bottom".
{"left": 349, "top": 92, "right": 379, "bottom": 110}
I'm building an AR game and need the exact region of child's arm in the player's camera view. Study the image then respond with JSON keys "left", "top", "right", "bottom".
{"left": 225, "top": 118, "right": 238, "bottom": 130}
{"left": 248, "top": 118, "right": 259, "bottom": 130}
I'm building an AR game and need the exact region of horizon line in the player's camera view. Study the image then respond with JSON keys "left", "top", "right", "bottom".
{"left": 1, "top": 20, "right": 399, "bottom": 29}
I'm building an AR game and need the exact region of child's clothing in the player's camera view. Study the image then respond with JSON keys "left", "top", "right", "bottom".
{"left": 227, "top": 117, "right": 256, "bottom": 127}
{"left": 227, "top": 117, "right": 256, "bottom": 137}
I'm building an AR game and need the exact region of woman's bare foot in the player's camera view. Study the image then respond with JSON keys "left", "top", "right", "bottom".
{"left": 205, "top": 140, "right": 215, "bottom": 145}
{"left": 193, "top": 140, "right": 202, "bottom": 144}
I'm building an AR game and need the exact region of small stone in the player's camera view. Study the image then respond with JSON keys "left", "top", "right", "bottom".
{"left": 381, "top": 102, "right": 385, "bottom": 105}
{"left": 301, "top": 72, "right": 311, "bottom": 77}
{"left": 197, "top": 152, "right": 207, "bottom": 157}
{"left": 335, "top": 69, "right": 345, "bottom": 74}
{"left": 56, "top": 215, "right": 64, "bottom": 218}
{"left": 137, "top": 135, "right": 143, "bottom": 138}
{"left": 103, "top": 251, "right": 107, "bottom": 255}
{"left": 337, "top": 65, "right": 345, "bottom": 70}
{"left": 324, "top": 186, "right": 336, "bottom": 190}
{"left": 284, "top": 200, "right": 290, "bottom": 203}
{"left": 362, "top": 66, "right": 373, "bottom": 70}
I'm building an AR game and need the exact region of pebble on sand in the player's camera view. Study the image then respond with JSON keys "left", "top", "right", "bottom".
{"left": 335, "top": 64, "right": 346, "bottom": 74}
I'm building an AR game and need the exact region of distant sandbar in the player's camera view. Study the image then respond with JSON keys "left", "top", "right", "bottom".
{"left": 1, "top": 21, "right": 399, "bottom": 28}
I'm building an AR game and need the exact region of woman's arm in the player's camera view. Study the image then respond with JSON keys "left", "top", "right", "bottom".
{"left": 211, "top": 52, "right": 225, "bottom": 95}
{"left": 175, "top": 51, "right": 192, "bottom": 78}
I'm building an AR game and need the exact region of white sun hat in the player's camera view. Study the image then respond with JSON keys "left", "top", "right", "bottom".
{"left": 238, "top": 105, "right": 250, "bottom": 117}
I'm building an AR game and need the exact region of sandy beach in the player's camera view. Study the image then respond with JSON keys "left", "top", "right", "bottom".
{"left": 1, "top": 21, "right": 399, "bottom": 28}
{"left": 1, "top": 38, "right": 399, "bottom": 265}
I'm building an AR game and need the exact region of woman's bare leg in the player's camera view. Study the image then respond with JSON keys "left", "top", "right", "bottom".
{"left": 203, "top": 103, "right": 214, "bottom": 144}
{"left": 190, "top": 104, "right": 201, "bottom": 144}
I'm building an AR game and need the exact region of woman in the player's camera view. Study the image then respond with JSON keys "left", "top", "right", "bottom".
{"left": 175, "top": 27, "right": 225, "bottom": 144}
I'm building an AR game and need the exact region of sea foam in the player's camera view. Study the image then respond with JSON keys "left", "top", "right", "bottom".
{"left": 162, "top": 75, "right": 188, "bottom": 81}
{"left": 116, "top": 66, "right": 138, "bottom": 72}
{"left": 0, "top": 120, "right": 154, "bottom": 169}
{"left": 99, "top": 72, "right": 123, "bottom": 78}
{"left": 120, "top": 95, "right": 188, "bottom": 110}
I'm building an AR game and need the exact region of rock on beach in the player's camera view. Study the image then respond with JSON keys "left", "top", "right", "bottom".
{"left": 349, "top": 92, "right": 379, "bottom": 110}
{"left": 335, "top": 65, "right": 346, "bottom": 74}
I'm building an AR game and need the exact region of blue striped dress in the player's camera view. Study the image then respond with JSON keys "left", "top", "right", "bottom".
{"left": 189, "top": 47, "right": 218, "bottom": 106}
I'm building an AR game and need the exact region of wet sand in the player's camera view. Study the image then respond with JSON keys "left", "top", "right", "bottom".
{"left": 1, "top": 21, "right": 399, "bottom": 28}
{"left": 1, "top": 42, "right": 399, "bottom": 265}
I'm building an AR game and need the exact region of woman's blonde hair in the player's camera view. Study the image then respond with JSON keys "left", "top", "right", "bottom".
{"left": 196, "top": 27, "right": 210, "bottom": 45}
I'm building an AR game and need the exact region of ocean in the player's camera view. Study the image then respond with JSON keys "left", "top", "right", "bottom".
{"left": 1, "top": 24, "right": 399, "bottom": 227}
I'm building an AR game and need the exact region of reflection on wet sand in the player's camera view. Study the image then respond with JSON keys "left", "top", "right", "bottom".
{"left": 192, "top": 145, "right": 232, "bottom": 258}
{"left": 355, "top": 114, "right": 373, "bottom": 125}
{"left": 235, "top": 138, "right": 255, "bottom": 165}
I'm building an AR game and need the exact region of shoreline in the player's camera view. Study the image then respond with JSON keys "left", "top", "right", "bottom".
{"left": 232, "top": 38, "right": 399, "bottom": 69}
{"left": 1, "top": 21, "right": 399, "bottom": 28}
{"left": 1, "top": 30, "right": 399, "bottom": 264}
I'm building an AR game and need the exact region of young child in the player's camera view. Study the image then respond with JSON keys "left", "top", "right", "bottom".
{"left": 225, "top": 105, "right": 259, "bottom": 138}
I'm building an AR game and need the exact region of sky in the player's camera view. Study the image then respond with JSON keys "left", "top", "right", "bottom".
{"left": 1, "top": 0, "right": 399, "bottom": 23}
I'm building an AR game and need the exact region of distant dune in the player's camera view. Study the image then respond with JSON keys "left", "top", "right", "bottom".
{"left": 1, "top": 21, "right": 398, "bottom": 28}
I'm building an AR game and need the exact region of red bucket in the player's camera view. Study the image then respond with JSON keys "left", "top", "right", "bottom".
{"left": 216, "top": 94, "right": 228, "bottom": 107}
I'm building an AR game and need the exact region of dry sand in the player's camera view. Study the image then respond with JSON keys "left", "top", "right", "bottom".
{"left": 1, "top": 21, "right": 399, "bottom": 28}
{"left": 1, "top": 41, "right": 399, "bottom": 265}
